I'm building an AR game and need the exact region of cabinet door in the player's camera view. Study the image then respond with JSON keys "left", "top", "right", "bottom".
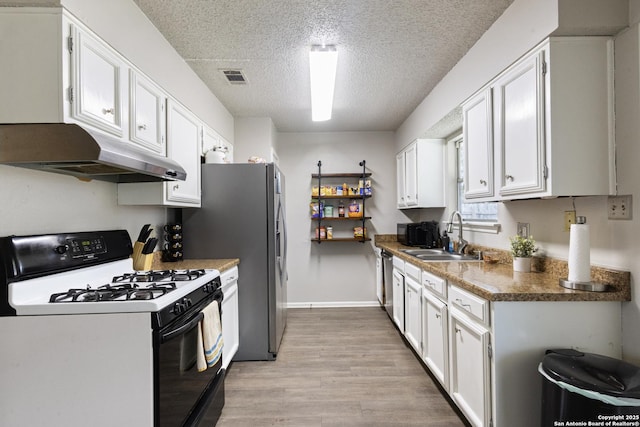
{"left": 404, "top": 276, "right": 422, "bottom": 353}
{"left": 221, "top": 268, "right": 239, "bottom": 369}
{"left": 70, "top": 25, "right": 124, "bottom": 137}
{"left": 422, "top": 290, "right": 448, "bottom": 391}
{"left": 130, "top": 70, "right": 166, "bottom": 155}
{"left": 203, "top": 125, "right": 233, "bottom": 163}
{"left": 495, "top": 50, "right": 546, "bottom": 197}
{"left": 392, "top": 270, "right": 405, "bottom": 332}
{"left": 404, "top": 143, "right": 418, "bottom": 207}
{"left": 167, "top": 100, "right": 201, "bottom": 204}
{"left": 449, "top": 307, "right": 491, "bottom": 427}
{"left": 396, "top": 152, "right": 406, "bottom": 208}
{"left": 463, "top": 89, "right": 494, "bottom": 199}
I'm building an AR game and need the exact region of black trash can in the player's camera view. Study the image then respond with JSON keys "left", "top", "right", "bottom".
{"left": 539, "top": 349, "right": 640, "bottom": 426}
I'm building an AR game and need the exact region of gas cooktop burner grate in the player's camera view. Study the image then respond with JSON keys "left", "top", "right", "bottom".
{"left": 112, "top": 269, "right": 207, "bottom": 283}
{"left": 49, "top": 282, "right": 177, "bottom": 303}
{"left": 112, "top": 271, "right": 172, "bottom": 283}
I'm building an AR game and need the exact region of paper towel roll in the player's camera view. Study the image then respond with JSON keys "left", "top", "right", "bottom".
{"left": 568, "top": 223, "right": 591, "bottom": 283}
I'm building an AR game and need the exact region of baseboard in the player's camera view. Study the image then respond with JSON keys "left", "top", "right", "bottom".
{"left": 287, "top": 301, "right": 381, "bottom": 309}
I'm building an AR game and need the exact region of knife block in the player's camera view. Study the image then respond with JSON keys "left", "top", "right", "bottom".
{"left": 132, "top": 241, "right": 153, "bottom": 271}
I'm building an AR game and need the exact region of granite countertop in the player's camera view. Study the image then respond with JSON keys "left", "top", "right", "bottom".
{"left": 151, "top": 252, "right": 239, "bottom": 273}
{"left": 376, "top": 240, "right": 631, "bottom": 302}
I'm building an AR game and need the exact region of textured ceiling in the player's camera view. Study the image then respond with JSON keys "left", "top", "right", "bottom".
{"left": 133, "top": 0, "right": 514, "bottom": 132}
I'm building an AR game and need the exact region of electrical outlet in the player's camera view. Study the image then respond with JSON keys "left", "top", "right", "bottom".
{"left": 517, "top": 222, "right": 530, "bottom": 237}
{"left": 608, "top": 195, "right": 633, "bottom": 220}
{"left": 564, "top": 211, "right": 576, "bottom": 231}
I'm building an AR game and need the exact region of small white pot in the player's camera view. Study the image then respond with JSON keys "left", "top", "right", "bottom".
{"left": 513, "top": 257, "right": 532, "bottom": 272}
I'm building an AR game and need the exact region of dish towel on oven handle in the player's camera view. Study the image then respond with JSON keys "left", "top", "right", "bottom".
{"left": 196, "top": 300, "right": 224, "bottom": 372}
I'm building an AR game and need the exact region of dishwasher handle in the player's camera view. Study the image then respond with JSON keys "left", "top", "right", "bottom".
{"left": 381, "top": 250, "right": 393, "bottom": 259}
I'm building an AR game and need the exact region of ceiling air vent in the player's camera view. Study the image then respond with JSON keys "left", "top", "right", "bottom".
{"left": 221, "top": 69, "right": 247, "bottom": 85}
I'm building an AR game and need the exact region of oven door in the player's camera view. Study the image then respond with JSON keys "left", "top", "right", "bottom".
{"left": 155, "top": 291, "right": 224, "bottom": 427}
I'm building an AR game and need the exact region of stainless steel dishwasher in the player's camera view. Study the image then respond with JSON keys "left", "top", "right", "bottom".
{"left": 381, "top": 250, "right": 394, "bottom": 319}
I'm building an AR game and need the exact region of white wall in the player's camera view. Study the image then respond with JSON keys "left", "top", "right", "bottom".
{"left": 278, "top": 131, "right": 403, "bottom": 306}
{"left": 0, "top": 166, "right": 168, "bottom": 239}
{"left": 234, "top": 117, "right": 277, "bottom": 163}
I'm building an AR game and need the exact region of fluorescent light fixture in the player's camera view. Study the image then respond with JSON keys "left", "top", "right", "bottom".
{"left": 309, "top": 45, "right": 338, "bottom": 122}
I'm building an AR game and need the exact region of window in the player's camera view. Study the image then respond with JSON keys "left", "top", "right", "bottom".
{"left": 454, "top": 135, "right": 498, "bottom": 222}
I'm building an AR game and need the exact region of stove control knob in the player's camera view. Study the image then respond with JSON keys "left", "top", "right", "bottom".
{"left": 54, "top": 244, "right": 69, "bottom": 255}
{"left": 173, "top": 302, "right": 186, "bottom": 314}
{"left": 183, "top": 298, "right": 192, "bottom": 308}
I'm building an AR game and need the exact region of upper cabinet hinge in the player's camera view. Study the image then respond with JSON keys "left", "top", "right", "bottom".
{"left": 543, "top": 164, "right": 549, "bottom": 179}
{"left": 68, "top": 87, "right": 73, "bottom": 103}
{"left": 488, "top": 342, "right": 493, "bottom": 359}
{"left": 67, "top": 36, "right": 73, "bottom": 53}
{"left": 542, "top": 61, "right": 547, "bottom": 75}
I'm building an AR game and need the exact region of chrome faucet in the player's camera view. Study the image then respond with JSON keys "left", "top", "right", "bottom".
{"left": 446, "top": 211, "right": 468, "bottom": 254}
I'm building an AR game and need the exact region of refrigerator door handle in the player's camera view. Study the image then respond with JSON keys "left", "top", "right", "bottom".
{"left": 276, "top": 195, "right": 288, "bottom": 282}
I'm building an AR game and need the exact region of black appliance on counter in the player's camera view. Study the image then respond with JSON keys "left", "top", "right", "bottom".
{"left": 397, "top": 221, "right": 439, "bottom": 248}
{"left": 0, "top": 230, "right": 224, "bottom": 427}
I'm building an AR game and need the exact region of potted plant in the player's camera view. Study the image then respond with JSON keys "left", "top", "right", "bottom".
{"left": 509, "top": 235, "right": 536, "bottom": 272}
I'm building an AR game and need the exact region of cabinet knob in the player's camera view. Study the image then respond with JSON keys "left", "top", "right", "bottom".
{"left": 505, "top": 175, "right": 514, "bottom": 182}
{"left": 435, "top": 313, "right": 441, "bottom": 319}
{"left": 479, "top": 179, "right": 487, "bottom": 185}
{"left": 102, "top": 107, "right": 115, "bottom": 115}
{"left": 173, "top": 184, "right": 179, "bottom": 191}
{"left": 455, "top": 327, "right": 462, "bottom": 334}
{"left": 138, "top": 123, "right": 147, "bottom": 130}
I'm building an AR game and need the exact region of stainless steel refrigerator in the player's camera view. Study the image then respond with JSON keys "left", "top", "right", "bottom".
{"left": 182, "top": 163, "right": 287, "bottom": 361}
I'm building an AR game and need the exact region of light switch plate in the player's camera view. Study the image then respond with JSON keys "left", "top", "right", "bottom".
{"left": 564, "top": 211, "right": 576, "bottom": 231}
{"left": 517, "top": 222, "right": 530, "bottom": 237}
{"left": 608, "top": 195, "right": 632, "bottom": 220}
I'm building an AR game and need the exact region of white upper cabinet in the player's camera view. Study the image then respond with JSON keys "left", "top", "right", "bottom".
{"left": 118, "top": 99, "right": 202, "bottom": 207}
{"left": 166, "top": 100, "right": 201, "bottom": 204}
{"left": 396, "top": 152, "right": 406, "bottom": 207}
{"left": 396, "top": 138, "right": 445, "bottom": 209}
{"left": 494, "top": 49, "right": 546, "bottom": 197}
{"left": 129, "top": 70, "right": 167, "bottom": 155}
{"left": 463, "top": 37, "right": 614, "bottom": 202}
{"left": 69, "top": 24, "right": 126, "bottom": 137}
{"left": 462, "top": 89, "right": 494, "bottom": 200}
{"left": 203, "top": 125, "right": 234, "bottom": 163}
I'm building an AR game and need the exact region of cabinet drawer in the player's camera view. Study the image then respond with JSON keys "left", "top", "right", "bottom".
{"left": 449, "top": 285, "right": 489, "bottom": 325}
{"left": 392, "top": 256, "right": 405, "bottom": 273}
{"left": 221, "top": 266, "right": 239, "bottom": 288}
{"left": 404, "top": 262, "right": 421, "bottom": 282}
{"left": 422, "top": 270, "right": 447, "bottom": 299}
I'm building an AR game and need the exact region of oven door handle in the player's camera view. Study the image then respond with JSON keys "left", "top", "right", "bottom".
{"left": 161, "top": 312, "right": 204, "bottom": 344}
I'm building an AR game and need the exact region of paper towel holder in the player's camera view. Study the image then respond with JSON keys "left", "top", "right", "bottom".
{"left": 559, "top": 278, "right": 609, "bottom": 292}
{"left": 559, "top": 215, "right": 609, "bottom": 292}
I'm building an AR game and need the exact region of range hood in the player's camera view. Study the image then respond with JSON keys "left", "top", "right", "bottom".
{"left": 0, "top": 123, "right": 186, "bottom": 183}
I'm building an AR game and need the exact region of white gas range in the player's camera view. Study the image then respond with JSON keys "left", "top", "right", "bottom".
{"left": 0, "top": 230, "right": 225, "bottom": 427}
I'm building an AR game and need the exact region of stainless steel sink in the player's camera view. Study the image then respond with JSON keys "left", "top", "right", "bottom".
{"left": 400, "top": 248, "right": 480, "bottom": 262}
{"left": 400, "top": 248, "right": 445, "bottom": 255}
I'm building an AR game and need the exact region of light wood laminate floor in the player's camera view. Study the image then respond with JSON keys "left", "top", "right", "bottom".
{"left": 217, "top": 307, "right": 468, "bottom": 426}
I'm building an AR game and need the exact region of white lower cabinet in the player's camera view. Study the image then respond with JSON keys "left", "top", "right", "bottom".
{"left": 404, "top": 273, "right": 422, "bottom": 354}
{"left": 449, "top": 305, "right": 492, "bottom": 427}
{"left": 422, "top": 289, "right": 448, "bottom": 391}
{"left": 392, "top": 256, "right": 405, "bottom": 332}
{"left": 392, "top": 269, "right": 405, "bottom": 332}
{"left": 392, "top": 258, "right": 623, "bottom": 427}
{"left": 220, "top": 266, "right": 239, "bottom": 369}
